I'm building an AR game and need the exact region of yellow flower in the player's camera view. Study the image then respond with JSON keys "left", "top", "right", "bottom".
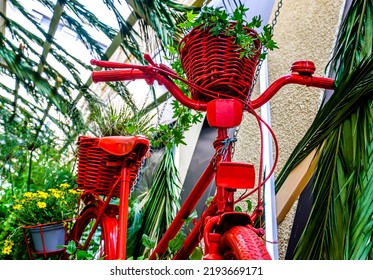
{"left": 37, "top": 190, "right": 49, "bottom": 199}
{"left": 12, "top": 204, "right": 22, "bottom": 210}
{"left": 4, "top": 240, "right": 14, "bottom": 247}
{"left": 68, "top": 189, "right": 78, "bottom": 195}
{"left": 60, "top": 183, "right": 70, "bottom": 189}
{"left": 52, "top": 192, "right": 61, "bottom": 199}
{"left": 36, "top": 201, "right": 47, "bottom": 208}
{"left": 2, "top": 246, "right": 12, "bottom": 255}
{"left": 50, "top": 189, "right": 63, "bottom": 198}
{"left": 23, "top": 192, "right": 34, "bottom": 198}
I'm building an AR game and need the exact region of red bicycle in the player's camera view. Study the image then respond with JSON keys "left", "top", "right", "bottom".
{"left": 67, "top": 53, "right": 334, "bottom": 260}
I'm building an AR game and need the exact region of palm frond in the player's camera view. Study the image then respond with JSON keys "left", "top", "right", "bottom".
{"left": 327, "top": 0, "right": 373, "bottom": 82}
{"left": 277, "top": 0, "right": 372, "bottom": 260}
{"left": 276, "top": 54, "right": 373, "bottom": 189}
{"left": 132, "top": 148, "right": 181, "bottom": 258}
{"left": 127, "top": 0, "right": 198, "bottom": 53}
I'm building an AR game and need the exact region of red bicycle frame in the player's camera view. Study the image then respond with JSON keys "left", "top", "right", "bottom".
{"left": 89, "top": 56, "right": 334, "bottom": 260}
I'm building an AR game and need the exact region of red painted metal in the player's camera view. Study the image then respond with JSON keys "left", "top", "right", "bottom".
{"left": 290, "top": 60, "right": 316, "bottom": 75}
{"left": 70, "top": 203, "right": 118, "bottom": 260}
{"left": 117, "top": 167, "right": 131, "bottom": 259}
{"left": 91, "top": 68, "right": 208, "bottom": 111}
{"left": 216, "top": 162, "right": 255, "bottom": 189}
{"left": 98, "top": 136, "right": 148, "bottom": 156}
{"left": 101, "top": 212, "right": 118, "bottom": 260}
{"left": 149, "top": 158, "right": 216, "bottom": 259}
{"left": 86, "top": 55, "right": 335, "bottom": 260}
{"left": 203, "top": 233, "right": 223, "bottom": 260}
{"left": 206, "top": 99, "right": 243, "bottom": 128}
{"left": 251, "top": 61, "right": 334, "bottom": 109}
{"left": 150, "top": 127, "right": 233, "bottom": 259}
{"left": 91, "top": 59, "right": 334, "bottom": 113}
{"left": 172, "top": 193, "right": 220, "bottom": 260}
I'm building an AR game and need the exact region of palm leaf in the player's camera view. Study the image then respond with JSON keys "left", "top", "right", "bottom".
{"left": 276, "top": 0, "right": 372, "bottom": 260}
{"left": 127, "top": 0, "right": 197, "bottom": 52}
{"left": 276, "top": 55, "right": 373, "bottom": 189}
{"left": 132, "top": 148, "right": 181, "bottom": 258}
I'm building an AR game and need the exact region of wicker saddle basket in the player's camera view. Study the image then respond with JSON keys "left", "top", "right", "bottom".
{"left": 77, "top": 136, "right": 148, "bottom": 197}
{"left": 179, "top": 24, "right": 261, "bottom": 102}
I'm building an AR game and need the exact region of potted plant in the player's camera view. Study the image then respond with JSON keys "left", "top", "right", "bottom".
{"left": 173, "top": 4, "right": 277, "bottom": 102}
{"left": 3, "top": 183, "right": 82, "bottom": 256}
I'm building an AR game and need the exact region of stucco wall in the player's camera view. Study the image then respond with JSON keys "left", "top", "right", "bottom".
{"left": 233, "top": 0, "right": 345, "bottom": 259}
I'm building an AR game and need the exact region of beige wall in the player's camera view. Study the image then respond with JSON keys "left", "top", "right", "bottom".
{"left": 233, "top": 0, "right": 345, "bottom": 259}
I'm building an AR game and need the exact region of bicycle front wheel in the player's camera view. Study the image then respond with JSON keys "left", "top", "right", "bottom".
{"left": 219, "top": 226, "right": 271, "bottom": 260}
{"left": 70, "top": 204, "right": 118, "bottom": 259}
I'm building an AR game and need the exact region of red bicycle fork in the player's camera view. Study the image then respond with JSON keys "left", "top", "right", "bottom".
{"left": 117, "top": 167, "right": 131, "bottom": 259}
{"left": 79, "top": 166, "right": 131, "bottom": 260}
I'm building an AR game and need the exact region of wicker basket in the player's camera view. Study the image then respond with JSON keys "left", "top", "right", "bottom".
{"left": 77, "top": 136, "right": 148, "bottom": 197}
{"left": 178, "top": 24, "right": 261, "bottom": 102}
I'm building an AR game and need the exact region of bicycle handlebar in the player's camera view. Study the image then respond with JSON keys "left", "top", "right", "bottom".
{"left": 91, "top": 59, "right": 208, "bottom": 111}
{"left": 91, "top": 57, "right": 334, "bottom": 111}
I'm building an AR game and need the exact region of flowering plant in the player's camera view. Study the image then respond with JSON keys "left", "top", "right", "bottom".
{"left": 12, "top": 183, "right": 82, "bottom": 226}
{"left": 1, "top": 183, "right": 82, "bottom": 256}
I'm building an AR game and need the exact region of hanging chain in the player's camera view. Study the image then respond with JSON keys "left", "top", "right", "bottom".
{"left": 232, "top": 0, "right": 283, "bottom": 157}
{"left": 131, "top": 158, "right": 147, "bottom": 194}
{"left": 157, "top": 93, "right": 170, "bottom": 126}
{"left": 248, "top": 0, "right": 283, "bottom": 101}
{"left": 230, "top": 127, "right": 239, "bottom": 156}
{"left": 271, "top": 0, "right": 283, "bottom": 32}
{"left": 212, "top": 137, "right": 237, "bottom": 169}
{"left": 132, "top": 93, "right": 169, "bottom": 194}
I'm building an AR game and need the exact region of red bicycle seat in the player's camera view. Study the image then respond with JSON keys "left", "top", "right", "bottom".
{"left": 98, "top": 136, "right": 149, "bottom": 157}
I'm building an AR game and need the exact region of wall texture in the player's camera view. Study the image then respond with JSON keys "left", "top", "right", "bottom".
{"left": 233, "top": 0, "right": 345, "bottom": 259}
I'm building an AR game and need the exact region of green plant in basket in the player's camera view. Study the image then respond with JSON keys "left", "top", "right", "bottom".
{"left": 178, "top": 4, "right": 277, "bottom": 60}
{"left": 167, "top": 4, "right": 278, "bottom": 102}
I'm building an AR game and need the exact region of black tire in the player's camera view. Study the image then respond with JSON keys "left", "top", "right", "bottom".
{"left": 219, "top": 226, "right": 271, "bottom": 260}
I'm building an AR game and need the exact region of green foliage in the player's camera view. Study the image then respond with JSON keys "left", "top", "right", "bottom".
{"left": 10, "top": 183, "right": 81, "bottom": 226}
{"left": 234, "top": 199, "right": 252, "bottom": 213}
{"left": 131, "top": 148, "right": 181, "bottom": 258}
{"left": 150, "top": 100, "right": 203, "bottom": 149}
{"left": 0, "top": 182, "right": 80, "bottom": 259}
{"left": 63, "top": 240, "right": 96, "bottom": 260}
{"left": 178, "top": 5, "right": 277, "bottom": 59}
{"left": 0, "top": 129, "right": 76, "bottom": 192}
{"left": 190, "top": 246, "right": 203, "bottom": 260}
{"left": 0, "top": 0, "right": 196, "bottom": 159}
{"left": 0, "top": 0, "right": 201, "bottom": 261}
{"left": 87, "top": 99, "right": 154, "bottom": 137}
{"left": 128, "top": 209, "right": 201, "bottom": 260}
{"left": 0, "top": 135, "right": 76, "bottom": 260}
{"left": 292, "top": 55, "right": 373, "bottom": 260}
{"left": 276, "top": 0, "right": 373, "bottom": 260}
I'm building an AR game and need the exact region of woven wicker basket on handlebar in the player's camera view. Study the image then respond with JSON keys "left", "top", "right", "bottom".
{"left": 178, "top": 24, "right": 261, "bottom": 102}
